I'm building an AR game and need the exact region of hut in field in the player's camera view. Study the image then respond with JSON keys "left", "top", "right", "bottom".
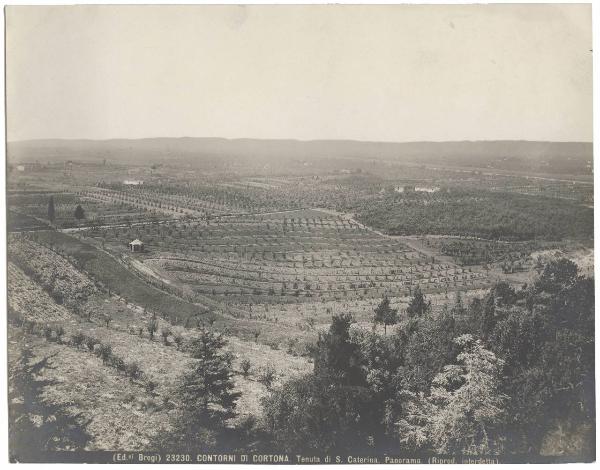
{"left": 129, "top": 239, "right": 144, "bottom": 253}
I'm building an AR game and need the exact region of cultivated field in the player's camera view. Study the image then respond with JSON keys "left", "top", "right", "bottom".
{"left": 6, "top": 153, "right": 594, "bottom": 455}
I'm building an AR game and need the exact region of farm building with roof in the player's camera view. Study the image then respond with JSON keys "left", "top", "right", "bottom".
{"left": 128, "top": 239, "right": 144, "bottom": 253}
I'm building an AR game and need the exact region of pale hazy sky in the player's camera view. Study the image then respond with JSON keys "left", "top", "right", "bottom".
{"left": 5, "top": 4, "right": 593, "bottom": 142}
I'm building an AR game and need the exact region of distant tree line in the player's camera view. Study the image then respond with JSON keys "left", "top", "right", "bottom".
{"left": 354, "top": 189, "right": 593, "bottom": 241}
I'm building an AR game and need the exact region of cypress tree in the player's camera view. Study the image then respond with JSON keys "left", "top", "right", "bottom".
{"left": 406, "top": 285, "right": 431, "bottom": 318}
{"left": 47, "top": 196, "right": 55, "bottom": 223}
{"left": 74, "top": 205, "right": 85, "bottom": 222}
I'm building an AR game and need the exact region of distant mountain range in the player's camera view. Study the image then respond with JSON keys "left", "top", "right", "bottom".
{"left": 7, "top": 138, "right": 593, "bottom": 176}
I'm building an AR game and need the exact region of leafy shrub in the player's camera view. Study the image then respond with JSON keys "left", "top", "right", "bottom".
{"left": 161, "top": 327, "right": 171, "bottom": 345}
{"left": 23, "top": 320, "right": 35, "bottom": 334}
{"left": 241, "top": 359, "right": 251, "bottom": 377}
{"left": 111, "top": 355, "right": 127, "bottom": 373}
{"left": 85, "top": 337, "right": 98, "bottom": 352}
{"left": 71, "top": 331, "right": 86, "bottom": 348}
{"left": 43, "top": 325, "right": 54, "bottom": 341}
{"left": 126, "top": 362, "right": 142, "bottom": 382}
{"left": 145, "top": 380, "right": 158, "bottom": 395}
{"left": 147, "top": 320, "right": 158, "bottom": 340}
{"left": 55, "top": 326, "right": 65, "bottom": 343}
{"left": 97, "top": 343, "right": 113, "bottom": 364}
{"left": 258, "top": 365, "right": 277, "bottom": 389}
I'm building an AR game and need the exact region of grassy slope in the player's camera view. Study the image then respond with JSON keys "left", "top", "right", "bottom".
{"left": 31, "top": 231, "right": 320, "bottom": 350}
{"left": 8, "top": 328, "right": 171, "bottom": 450}
{"left": 35, "top": 231, "right": 208, "bottom": 322}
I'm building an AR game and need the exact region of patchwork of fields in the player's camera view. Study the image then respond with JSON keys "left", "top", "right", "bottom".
{"left": 87, "top": 210, "right": 489, "bottom": 305}
{"left": 6, "top": 163, "right": 593, "bottom": 454}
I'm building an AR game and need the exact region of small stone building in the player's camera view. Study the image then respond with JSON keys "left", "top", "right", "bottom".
{"left": 129, "top": 239, "right": 144, "bottom": 253}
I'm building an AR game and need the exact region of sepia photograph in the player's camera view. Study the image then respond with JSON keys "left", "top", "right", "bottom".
{"left": 4, "top": 3, "right": 595, "bottom": 464}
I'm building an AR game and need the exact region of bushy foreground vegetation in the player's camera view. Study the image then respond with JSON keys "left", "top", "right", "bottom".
{"left": 162, "top": 259, "right": 593, "bottom": 459}
{"left": 9, "top": 347, "right": 93, "bottom": 461}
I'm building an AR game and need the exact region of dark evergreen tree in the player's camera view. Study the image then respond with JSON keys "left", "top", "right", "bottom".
{"left": 263, "top": 315, "right": 382, "bottom": 453}
{"left": 74, "top": 205, "right": 85, "bottom": 222}
{"left": 47, "top": 196, "right": 55, "bottom": 223}
{"left": 406, "top": 285, "right": 431, "bottom": 318}
{"left": 402, "top": 305, "right": 458, "bottom": 394}
{"left": 177, "top": 330, "right": 240, "bottom": 422}
{"left": 490, "top": 281, "right": 517, "bottom": 306}
{"left": 313, "top": 313, "right": 364, "bottom": 386}
{"left": 164, "top": 330, "right": 240, "bottom": 450}
{"left": 9, "top": 347, "right": 91, "bottom": 460}
{"left": 451, "top": 291, "right": 465, "bottom": 316}
{"left": 373, "top": 296, "right": 399, "bottom": 335}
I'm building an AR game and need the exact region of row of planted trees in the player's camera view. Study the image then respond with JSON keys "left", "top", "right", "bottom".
{"left": 16, "top": 318, "right": 149, "bottom": 390}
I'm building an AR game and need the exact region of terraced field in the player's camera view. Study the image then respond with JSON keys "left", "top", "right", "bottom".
{"left": 89, "top": 210, "right": 489, "bottom": 308}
